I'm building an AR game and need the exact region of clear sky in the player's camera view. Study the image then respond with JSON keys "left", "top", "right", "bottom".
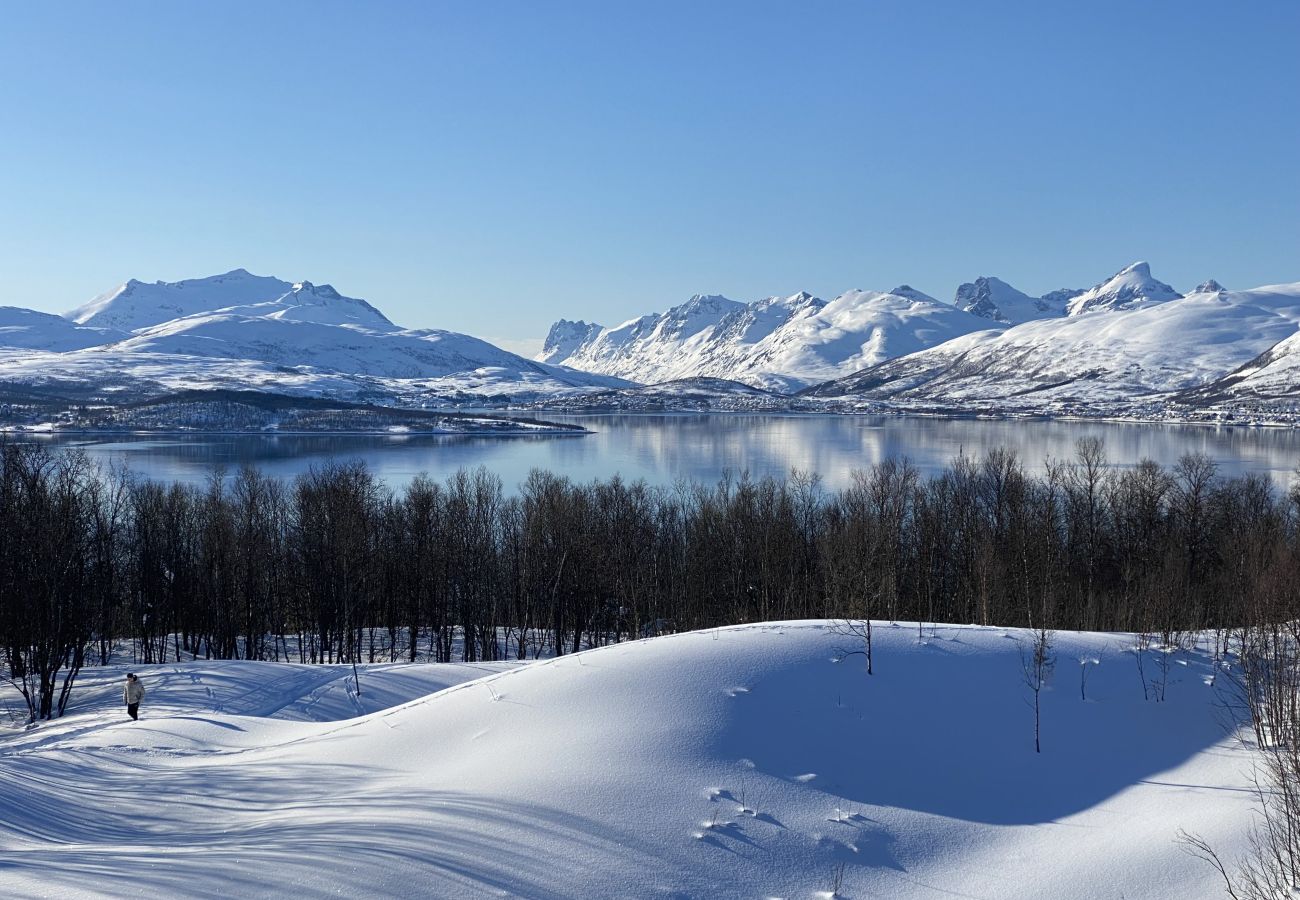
{"left": 1, "top": 1, "right": 1296, "bottom": 354}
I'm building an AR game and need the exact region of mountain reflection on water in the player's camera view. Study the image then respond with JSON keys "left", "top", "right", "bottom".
{"left": 28, "top": 414, "right": 1300, "bottom": 491}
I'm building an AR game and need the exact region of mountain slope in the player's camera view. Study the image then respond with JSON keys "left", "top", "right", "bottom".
{"left": 106, "top": 311, "right": 572, "bottom": 380}
{"left": 0, "top": 306, "right": 127, "bottom": 351}
{"left": 810, "top": 279, "right": 1300, "bottom": 409}
{"left": 1178, "top": 292, "right": 1300, "bottom": 402}
{"left": 0, "top": 622, "right": 1255, "bottom": 899}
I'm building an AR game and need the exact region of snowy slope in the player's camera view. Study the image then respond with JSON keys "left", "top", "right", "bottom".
{"left": 0, "top": 306, "right": 127, "bottom": 351}
{"left": 0, "top": 622, "right": 1255, "bottom": 899}
{"left": 1180, "top": 290, "right": 1300, "bottom": 401}
{"left": 67, "top": 269, "right": 297, "bottom": 330}
{"left": 107, "top": 312, "right": 571, "bottom": 380}
{"left": 542, "top": 289, "right": 999, "bottom": 391}
{"left": 222, "top": 281, "right": 396, "bottom": 329}
{"left": 812, "top": 280, "right": 1300, "bottom": 409}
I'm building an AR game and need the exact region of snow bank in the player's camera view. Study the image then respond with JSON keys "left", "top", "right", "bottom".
{"left": 0, "top": 623, "right": 1255, "bottom": 899}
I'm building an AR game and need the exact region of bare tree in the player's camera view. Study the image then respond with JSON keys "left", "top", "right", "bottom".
{"left": 1021, "top": 625, "right": 1055, "bottom": 753}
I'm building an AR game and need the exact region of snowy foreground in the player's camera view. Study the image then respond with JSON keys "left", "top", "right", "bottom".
{"left": 0, "top": 623, "right": 1257, "bottom": 899}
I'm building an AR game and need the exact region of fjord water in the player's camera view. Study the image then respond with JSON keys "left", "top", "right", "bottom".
{"left": 31, "top": 414, "right": 1300, "bottom": 490}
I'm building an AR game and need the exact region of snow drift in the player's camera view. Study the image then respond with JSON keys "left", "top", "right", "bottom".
{"left": 0, "top": 622, "right": 1255, "bottom": 899}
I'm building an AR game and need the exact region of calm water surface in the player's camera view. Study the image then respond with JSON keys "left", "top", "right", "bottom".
{"left": 29, "top": 414, "right": 1300, "bottom": 491}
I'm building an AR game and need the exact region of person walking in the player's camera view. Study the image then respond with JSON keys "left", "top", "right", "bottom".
{"left": 123, "top": 673, "right": 145, "bottom": 721}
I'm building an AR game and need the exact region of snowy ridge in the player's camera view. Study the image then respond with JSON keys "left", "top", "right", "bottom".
{"left": 0, "top": 622, "right": 1255, "bottom": 899}
{"left": 542, "top": 288, "right": 999, "bottom": 390}
{"left": 67, "top": 269, "right": 297, "bottom": 331}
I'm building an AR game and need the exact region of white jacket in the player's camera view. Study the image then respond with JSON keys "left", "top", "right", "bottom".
{"left": 123, "top": 679, "right": 145, "bottom": 705}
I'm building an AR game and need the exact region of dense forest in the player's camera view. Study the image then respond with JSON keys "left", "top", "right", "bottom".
{"left": 2, "top": 438, "right": 1296, "bottom": 721}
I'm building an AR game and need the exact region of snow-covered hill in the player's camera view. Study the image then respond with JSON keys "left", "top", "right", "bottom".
{"left": 0, "top": 622, "right": 1255, "bottom": 899}
{"left": 540, "top": 289, "right": 1000, "bottom": 391}
{"left": 810, "top": 278, "right": 1300, "bottom": 412}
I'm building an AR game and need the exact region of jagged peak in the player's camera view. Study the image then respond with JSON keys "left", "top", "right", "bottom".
{"left": 1066, "top": 261, "right": 1181, "bottom": 316}
{"left": 761, "top": 291, "right": 821, "bottom": 309}
{"left": 1194, "top": 279, "right": 1226, "bottom": 294}
{"left": 291, "top": 281, "right": 342, "bottom": 299}
{"left": 679, "top": 293, "right": 735, "bottom": 309}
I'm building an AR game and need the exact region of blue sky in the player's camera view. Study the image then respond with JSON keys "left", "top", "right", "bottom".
{"left": 1, "top": 1, "right": 1296, "bottom": 353}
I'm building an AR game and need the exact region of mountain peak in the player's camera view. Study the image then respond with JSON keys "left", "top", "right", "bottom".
{"left": 679, "top": 293, "right": 736, "bottom": 311}
{"left": 663, "top": 294, "right": 744, "bottom": 331}
{"left": 1194, "top": 279, "right": 1226, "bottom": 294}
{"left": 538, "top": 318, "right": 604, "bottom": 363}
{"left": 1066, "top": 262, "right": 1181, "bottom": 316}
{"left": 292, "top": 281, "right": 342, "bottom": 299}
{"left": 953, "top": 276, "right": 1063, "bottom": 325}
{"left": 890, "top": 285, "right": 939, "bottom": 304}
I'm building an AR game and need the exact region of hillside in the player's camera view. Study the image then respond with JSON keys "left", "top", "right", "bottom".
{"left": 0, "top": 622, "right": 1254, "bottom": 899}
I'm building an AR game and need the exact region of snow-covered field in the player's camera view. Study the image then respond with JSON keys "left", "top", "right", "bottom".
{"left": 1, "top": 623, "right": 1256, "bottom": 899}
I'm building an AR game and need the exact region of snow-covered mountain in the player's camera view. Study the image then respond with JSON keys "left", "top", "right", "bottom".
{"left": 68, "top": 269, "right": 297, "bottom": 331}
{"left": 538, "top": 263, "right": 1194, "bottom": 391}
{"left": 809, "top": 276, "right": 1300, "bottom": 411}
{"left": 0, "top": 270, "right": 625, "bottom": 401}
{"left": 539, "top": 288, "right": 1001, "bottom": 391}
{"left": 953, "top": 276, "right": 1072, "bottom": 325}
{"left": 1064, "top": 261, "right": 1182, "bottom": 316}
{"left": 5, "top": 262, "right": 1296, "bottom": 416}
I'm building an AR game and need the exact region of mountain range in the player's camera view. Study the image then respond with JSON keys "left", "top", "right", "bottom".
{"left": 0, "top": 270, "right": 626, "bottom": 401}
{"left": 1, "top": 263, "right": 1297, "bottom": 419}
{"left": 539, "top": 262, "right": 1300, "bottom": 418}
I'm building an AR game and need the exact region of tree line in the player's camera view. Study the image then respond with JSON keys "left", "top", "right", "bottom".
{"left": 3, "top": 436, "right": 1299, "bottom": 722}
